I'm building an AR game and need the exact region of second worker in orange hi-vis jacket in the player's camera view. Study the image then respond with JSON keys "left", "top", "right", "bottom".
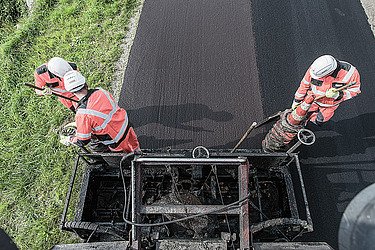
{"left": 291, "top": 55, "right": 361, "bottom": 125}
{"left": 34, "top": 57, "right": 79, "bottom": 112}
{"left": 59, "top": 70, "right": 140, "bottom": 153}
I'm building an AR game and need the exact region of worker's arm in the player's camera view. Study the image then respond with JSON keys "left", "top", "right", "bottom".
{"left": 340, "top": 69, "right": 361, "bottom": 102}
{"left": 294, "top": 70, "right": 311, "bottom": 101}
{"left": 71, "top": 116, "right": 92, "bottom": 147}
{"left": 34, "top": 71, "right": 48, "bottom": 96}
{"left": 291, "top": 70, "right": 311, "bottom": 109}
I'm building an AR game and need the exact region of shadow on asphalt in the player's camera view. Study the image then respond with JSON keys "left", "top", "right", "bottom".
{"left": 137, "top": 135, "right": 193, "bottom": 149}
{"left": 127, "top": 103, "right": 234, "bottom": 132}
{"left": 302, "top": 112, "right": 375, "bottom": 158}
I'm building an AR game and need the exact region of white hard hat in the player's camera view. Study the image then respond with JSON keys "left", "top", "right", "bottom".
{"left": 47, "top": 57, "right": 73, "bottom": 78}
{"left": 64, "top": 70, "right": 86, "bottom": 92}
{"left": 309, "top": 55, "right": 338, "bottom": 79}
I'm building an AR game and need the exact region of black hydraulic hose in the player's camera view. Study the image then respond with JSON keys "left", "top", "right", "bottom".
{"left": 24, "top": 82, "right": 79, "bottom": 102}
{"left": 60, "top": 155, "right": 81, "bottom": 227}
{"left": 119, "top": 153, "right": 134, "bottom": 226}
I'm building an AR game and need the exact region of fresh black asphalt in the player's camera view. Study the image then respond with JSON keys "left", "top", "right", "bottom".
{"left": 120, "top": 0, "right": 375, "bottom": 248}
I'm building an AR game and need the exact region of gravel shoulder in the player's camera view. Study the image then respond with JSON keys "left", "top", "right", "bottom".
{"left": 361, "top": 0, "right": 375, "bottom": 34}
{"left": 112, "top": 0, "right": 145, "bottom": 100}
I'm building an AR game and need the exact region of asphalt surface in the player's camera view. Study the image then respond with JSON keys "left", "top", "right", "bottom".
{"left": 120, "top": 0, "right": 375, "bottom": 248}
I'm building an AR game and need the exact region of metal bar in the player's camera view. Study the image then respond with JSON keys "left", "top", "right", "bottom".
{"left": 24, "top": 82, "right": 79, "bottom": 102}
{"left": 231, "top": 122, "right": 257, "bottom": 153}
{"left": 294, "top": 154, "right": 313, "bottom": 231}
{"left": 314, "top": 81, "right": 356, "bottom": 101}
{"left": 230, "top": 111, "right": 282, "bottom": 153}
{"left": 280, "top": 166, "right": 299, "bottom": 219}
{"left": 286, "top": 141, "right": 302, "bottom": 155}
{"left": 254, "top": 173, "right": 263, "bottom": 221}
{"left": 131, "top": 161, "right": 141, "bottom": 248}
{"left": 251, "top": 218, "right": 308, "bottom": 233}
{"left": 61, "top": 155, "right": 81, "bottom": 228}
{"left": 141, "top": 205, "right": 240, "bottom": 215}
{"left": 239, "top": 160, "right": 250, "bottom": 250}
{"left": 134, "top": 157, "right": 247, "bottom": 164}
{"left": 79, "top": 151, "right": 289, "bottom": 158}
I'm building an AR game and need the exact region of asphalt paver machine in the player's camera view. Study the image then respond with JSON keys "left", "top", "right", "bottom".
{"left": 52, "top": 140, "right": 333, "bottom": 249}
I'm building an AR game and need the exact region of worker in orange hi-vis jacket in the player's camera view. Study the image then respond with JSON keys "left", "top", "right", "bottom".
{"left": 291, "top": 55, "right": 361, "bottom": 125}
{"left": 59, "top": 70, "right": 140, "bottom": 153}
{"left": 34, "top": 57, "right": 79, "bottom": 112}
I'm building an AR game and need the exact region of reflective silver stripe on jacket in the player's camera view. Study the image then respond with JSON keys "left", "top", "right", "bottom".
{"left": 348, "top": 86, "right": 360, "bottom": 92}
{"left": 92, "top": 89, "right": 118, "bottom": 131}
{"left": 102, "top": 116, "right": 129, "bottom": 145}
{"left": 310, "top": 85, "right": 326, "bottom": 96}
{"left": 295, "top": 92, "right": 305, "bottom": 98}
{"left": 344, "top": 90, "right": 352, "bottom": 99}
{"left": 302, "top": 79, "right": 310, "bottom": 85}
{"left": 300, "top": 102, "right": 311, "bottom": 111}
{"left": 291, "top": 111, "right": 304, "bottom": 121}
{"left": 76, "top": 132, "right": 91, "bottom": 139}
{"left": 77, "top": 109, "right": 108, "bottom": 120}
{"left": 341, "top": 65, "right": 355, "bottom": 83}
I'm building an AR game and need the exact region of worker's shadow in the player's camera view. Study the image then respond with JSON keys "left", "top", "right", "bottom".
{"left": 127, "top": 103, "right": 234, "bottom": 132}
{"left": 300, "top": 112, "right": 375, "bottom": 158}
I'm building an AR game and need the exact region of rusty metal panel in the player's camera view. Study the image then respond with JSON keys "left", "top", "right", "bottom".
{"left": 156, "top": 239, "right": 227, "bottom": 250}
{"left": 239, "top": 160, "right": 250, "bottom": 250}
{"left": 141, "top": 205, "right": 240, "bottom": 215}
{"left": 252, "top": 242, "right": 334, "bottom": 250}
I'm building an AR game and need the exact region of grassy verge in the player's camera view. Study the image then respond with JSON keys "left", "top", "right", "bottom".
{"left": 0, "top": 0, "right": 139, "bottom": 249}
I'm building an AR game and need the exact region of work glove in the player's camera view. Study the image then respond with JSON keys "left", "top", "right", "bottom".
{"left": 61, "top": 122, "right": 77, "bottom": 136}
{"left": 291, "top": 100, "right": 302, "bottom": 110}
{"left": 325, "top": 88, "right": 339, "bottom": 99}
{"left": 59, "top": 135, "right": 72, "bottom": 146}
{"left": 41, "top": 87, "right": 53, "bottom": 96}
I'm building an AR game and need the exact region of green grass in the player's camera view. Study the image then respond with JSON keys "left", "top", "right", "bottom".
{"left": 0, "top": 0, "right": 26, "bottom": 24}
{"left": 0, "top": 0, "right": 139, "bottom": 249}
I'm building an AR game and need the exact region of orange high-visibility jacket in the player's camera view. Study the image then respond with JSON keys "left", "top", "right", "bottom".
{"left": 34, "top": 63, "right": 79, "bottom": 112}
{"left": 294, "top": 61, "right": 361, "bottom": 107}
{"left": 73, "top": 88, "right": 139, "bottom": 153}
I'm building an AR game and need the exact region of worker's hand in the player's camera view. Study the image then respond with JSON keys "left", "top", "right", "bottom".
{"left": 41, "top": 87, "right": 53, "bottom": 96}
{"left": 325, "top": 88, "right": 339, "bottom": 99}
{"left": 59, "top": 135, "right": 72, "bottom": 146}
{"left": 291, "top": 100, "right": 301, "bottom": 110}
{"left": 62, "top": 122, "right": 77, "bottom": 136}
